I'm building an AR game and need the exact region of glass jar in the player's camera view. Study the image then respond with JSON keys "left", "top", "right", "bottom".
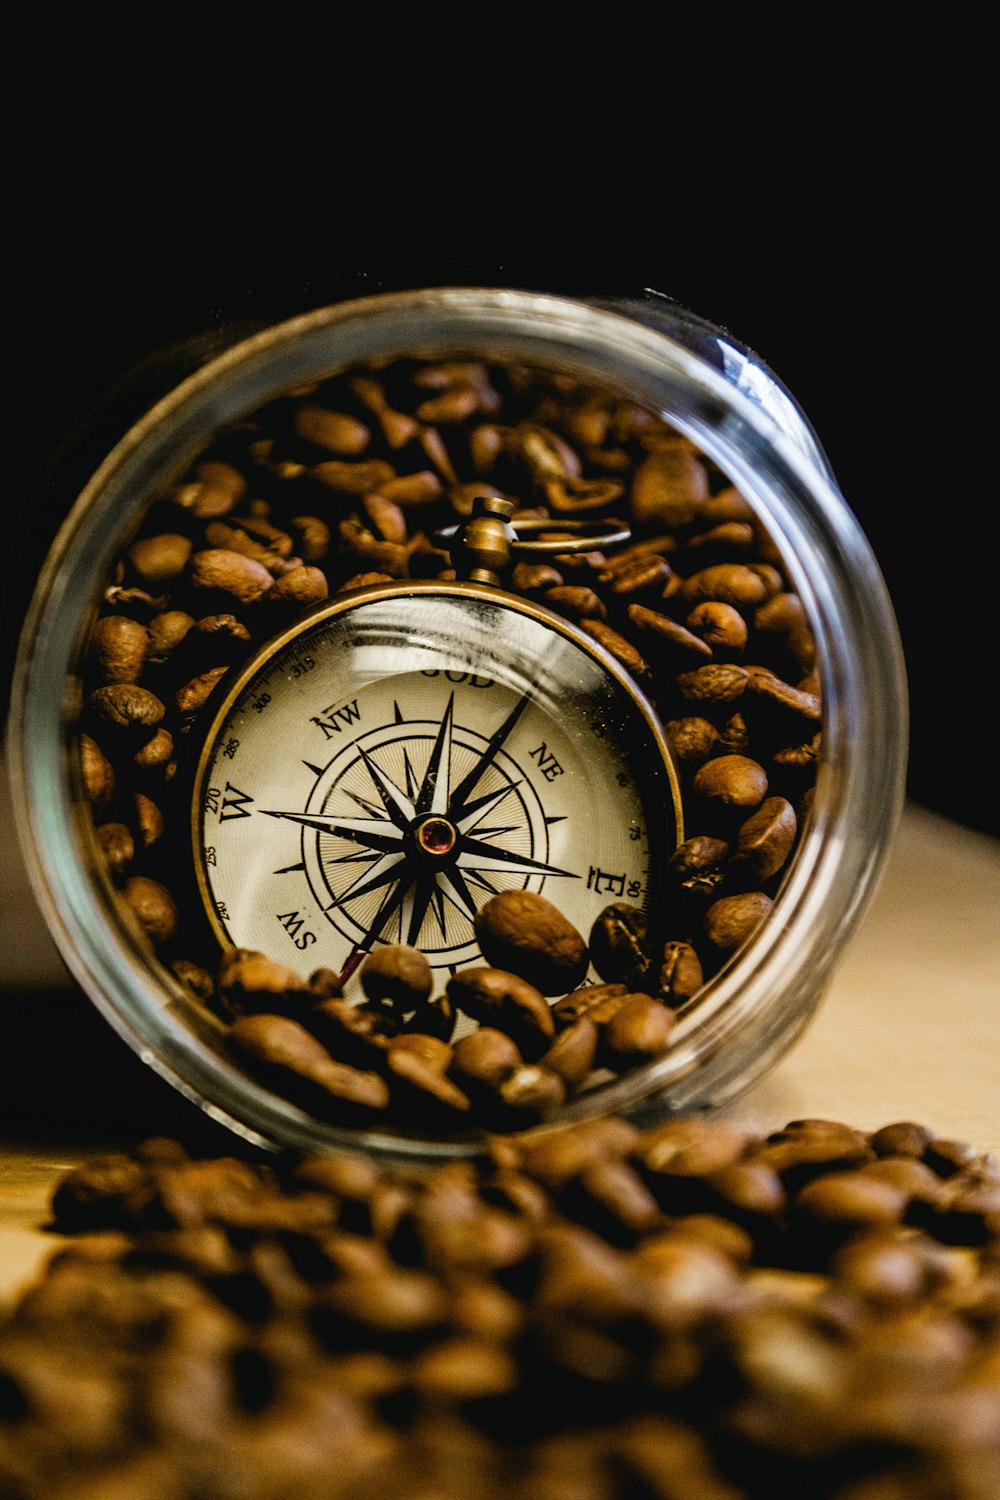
{"left": 6, "top": 283, "right": 908, "bottom": 1163}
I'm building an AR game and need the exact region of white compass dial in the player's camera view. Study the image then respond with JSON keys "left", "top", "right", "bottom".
{"left": 192, "top": 586, "right": 681, "bottom": 989}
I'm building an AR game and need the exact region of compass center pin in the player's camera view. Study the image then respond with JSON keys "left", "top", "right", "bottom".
{"left": 414, "top": 816, "right": 457, "bottom": 858}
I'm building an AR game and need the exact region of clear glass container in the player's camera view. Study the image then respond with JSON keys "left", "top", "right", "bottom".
{"left": 6, "top": 284, "right": 908, "bottom": 1162}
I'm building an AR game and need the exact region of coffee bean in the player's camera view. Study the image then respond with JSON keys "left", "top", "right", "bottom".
{"left": 664, "top": 716, "right": 720, "bottom": 763}
{"left": 674, "top": 662, "right": 750, "bottom": 704}
{"left": 703, "top": 891, "right": 773, "bottom": 952}
{"left": 538, "top": 1019, "right": 599, "bottom": 1088}
{"left": 446, "top": 967, "right": 556, "bottom": 1059}
{"left": 361, "top": 946, "right": 433, "bottom": 1014}
{"left": 474, "top": 892, "right": 588, "bottom": 998}
{"left": 127, "top": 533, "right": 195, "bottom": 588}
{"left": 88, "top": 615, "right": 148, "bottom": 684}
{"left": 449, "top": 1028, "right": 523, "bottom": 1092}
{"left": 734, "top": 795, "right": 797, "bottom": 879}
{"left": 692, "top": 754, "right": 769, "bottom": 811}
{"left": 229, "top": 1014, "right": 389, "bottom": 1124}
{"left": 551, "top": 983, "right": 629, "bottom": 1029}
{"left": 95, "top": 821, "right": 134, "bottom": 879}
{"left": 685, "top": 600, "right": 748, "bottom": 655}
{"left": 657, "top": 941, "right": 704, "bottom": 1005}
{"left": 588, "top": 903, "right": 650, "bottom": 990}
{"left": 188, "top": 548, "right": 274, "bottom": 604}
{"left": 600, "top": 995, "right": 675, "bottom": 1071}
{"left": 631, "top": 445, "right": 709, "bottom": 528}
{"left": 217, "top": 948, "right": 311, "bottom": 1017}
{"left": 122, "top": 875, "right": 178, "bottom": 945}
{"left": 385, "top": 1049, "right": 473, "bottom": 1129}
{"left": 680, "top": 563, "right": 769, "bottom": 608}
{"left": 293, "top": 404, "right": 371, "bottom": 454}
{"left": 171, "top": 459, "right": 247, "bottom": 518}
{"left": 79, "top": 733, "right": 115, "bottom": 809}
{"left": 89, "top": 684, "right": 165, "bottom": 731}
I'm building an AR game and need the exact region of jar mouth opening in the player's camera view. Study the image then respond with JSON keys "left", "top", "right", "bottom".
{"left": 7, "top": 286, "right": 908, "bottom": 1163}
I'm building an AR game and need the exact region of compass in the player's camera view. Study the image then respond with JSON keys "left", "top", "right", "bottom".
{"left": 191, "top": 499, "right": 684, "bottom": 990}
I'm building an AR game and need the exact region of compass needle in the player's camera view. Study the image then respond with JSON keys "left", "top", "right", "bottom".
{"left": 261, "top": 809, "right": 402, "bottom": 853}
{"left": 324, "top": 850, "right": 408, "bottom": 911}
{"left": 446, "top": 694, "right": 531, "bottom": 814}
{"left": 454, "top": 781, "right": 521, "bottom": 833}
{"left": 358, "top": 745, "right": 416, "bottom": 829}
{"left": 416, "top": 692, "right": 454, "bottom": 816}
{"left": 456, "top": 837, "right": 579, "bottom": 880}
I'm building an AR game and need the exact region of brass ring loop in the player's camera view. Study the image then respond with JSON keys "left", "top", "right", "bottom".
{"left": 434, "top": 517, "right": 631, "bottom": 556}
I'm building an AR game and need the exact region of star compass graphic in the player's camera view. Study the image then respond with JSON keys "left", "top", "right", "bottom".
{"left": 262, "top": 692, "right": 577, "bottom": 975}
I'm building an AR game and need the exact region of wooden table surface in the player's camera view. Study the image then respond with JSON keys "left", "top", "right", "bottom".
{"left": 1, "top": 797, "right": 997, "bottom": 1310}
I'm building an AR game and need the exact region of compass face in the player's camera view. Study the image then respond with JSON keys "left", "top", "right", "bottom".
{"left": 193, "top": 585, "right": 682, "bottom": 989}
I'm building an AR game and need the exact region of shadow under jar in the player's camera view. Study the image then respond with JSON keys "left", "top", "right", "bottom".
{"left": 7, "top": 286, "right": 907, "bottom": 1164}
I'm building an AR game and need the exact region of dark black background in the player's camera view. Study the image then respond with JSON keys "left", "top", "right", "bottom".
{"left": 4, "top": 166, "right": 994, "bottom": 838}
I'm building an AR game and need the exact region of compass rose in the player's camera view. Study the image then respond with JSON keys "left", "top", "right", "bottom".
{"left": 261, "top": 693, "right": 577, "bottom": 971}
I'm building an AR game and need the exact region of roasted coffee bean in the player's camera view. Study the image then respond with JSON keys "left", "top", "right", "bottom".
{"left": 127, "top": 532, "right": 195, "bottom": 587}
{"left": 303, "top": 999, "right": 396, "bottom": 1070}
{"left": 537, "top": 1019, "right": 599, "bottom": 1088}
{"left": 446, "top": 968, "right": 556, "bottom": 1059}
{"left": 174, "top": 665, "right": 229, "bottom": 714}
{"left": 599, "top": 994, "right": 675, "bottom": 1071}
{"left": 667, "top": 836, "right": 731, "bottom": 899}
{"left": 122, "top": 875, "right": 178, "bottom": 945}
{"left": 692, "top": 754, "right": 769, "bottom": 811}
{"left": 88, "top": 614, "right": 148, "bottom": 684}
{"left": 385, "top": 1048, "right": 473, "bottom": 1129}
{"left": 79, "top": 733, "right": 115, "bottom": 808}
{"left": 674, "top": 662, "right": 750, "bottom": 704}
{"left": 473, "top": 892, "right": 588, "bottom": 998}
{"left": 187, "top": 548, "right": 274, "bottom": 603}
{"left": 680, "top": 563, "right": 769, "bottom": 608}
{"left": 145, "top": 609, "right": 195, "bottom": 664}
{"left": 494, "top": 1064, "right": 566, "bottom": 1127}
{"left": 657, "top": 941, "right": 704, "bottom": 1005}
{"left": 588, "top": 902, "right": 650, "bottom": 989}
{"left": 360, "top": 945, "right": 434, "bottom": 1013}
{"left": 734, "top": 795, "right": 798, "bottom": 880}
{"left": 267, "top": 564, "right": 328, "bottom": 606}
{"left": 664, "top": 715, "right": 720, "bottom": 763}
{"left": 89, "top": 683, "right": 165, "bottom": 731}
{"left": 550, "top": 983, "right": 629, "bottom": 1029}
{"left": 449, "top": 1028, "right": 523, "bottom": 1092}
{"left": 229, "top": 1014, "right": 389, "bottom": 1123}
{"left": 95, "top": 821, "right": 134, "bottom": 879}
{"left": 171, "top": 458, "right": 246, "bottom": 518}
{"left": 625, "top": 603, "right": 712, "bottom": 663}
{"left": 217, "top": 948, "right": 311, "bottom": 1017}
{"left": 870, "top": 1121, "right": 937, "bottom": 1158}
{"left": 579, "top": 619, "right": 652, "bottom": 681}
{"left": 293, "top": 404, "right": 371, "bottom": 454}
{"left": 631, "top": 445, "right": 709, "bottom": 528}
{"left": 703, "top": 890, "right": 773, "bottom": 952}
{"left": 685, "top": 600, "right": 748, "bottom": 655}
{"left": 542, "top": 584, "right": 608, "bottom": 622}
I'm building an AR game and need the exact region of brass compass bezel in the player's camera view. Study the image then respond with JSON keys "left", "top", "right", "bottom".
{"left": 190, "top": 577, "right": 685, "bottom": 964}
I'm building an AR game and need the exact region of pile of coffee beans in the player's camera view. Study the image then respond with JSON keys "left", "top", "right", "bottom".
{"left": 76, "top": 358, "right": 822, "bottom": 1134}
{"left": 2, "top": 1116, "right": 997, "bottom": 1498}
{"left": 217, "top": 889, "right": 682, "bottom": 1134}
